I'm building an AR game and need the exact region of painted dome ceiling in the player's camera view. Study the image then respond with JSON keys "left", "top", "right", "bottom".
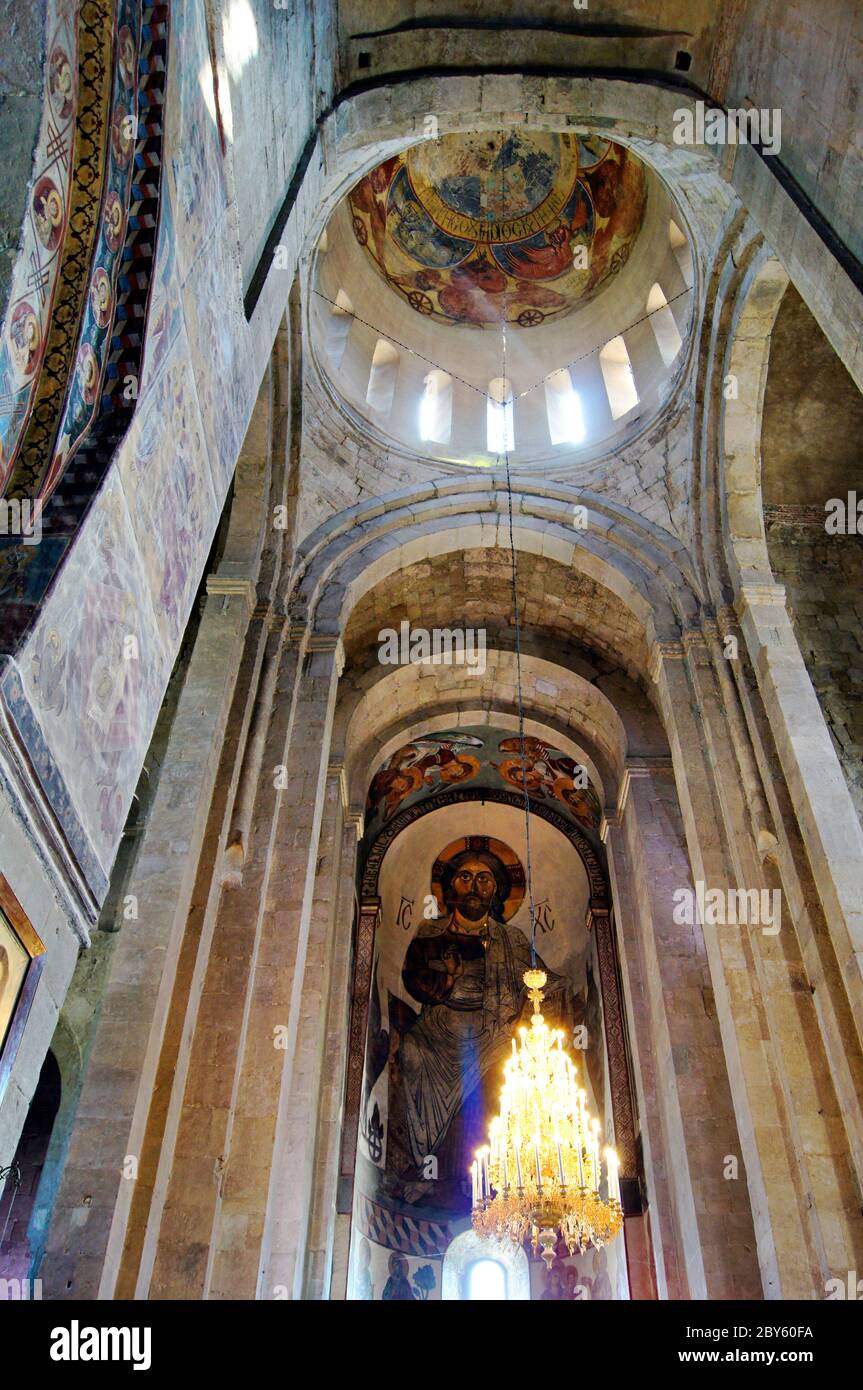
{"left": 348, "top": 132, "right": 647, "bottom": 329}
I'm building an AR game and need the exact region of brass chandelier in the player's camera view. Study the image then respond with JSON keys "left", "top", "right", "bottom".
{"left": 470, "top": 976, "right": 624, "bottom": 1266}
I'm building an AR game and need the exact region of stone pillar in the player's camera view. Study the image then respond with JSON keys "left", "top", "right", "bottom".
{"left": 139, "top": 624, "right": 303, "bottom": 1300}
{"left": 604, "top": 786, "right": 686, "bottom": 1300}
{"left": 683, "top": 626, "right": 863, "bottom": 1294}
{"left": 736, "top": 584, "right": 863, "bottom": 1040}
{"left": 225, "top": 759, "right": 344, "bottom": 1300}
{"left": 589, "top": 899, "right": 658, "bottom": 1300}
{"left": 654, "top": 633, "right": 863, "bottom": 1297}
{"left": 337, "top": 896, "right": 381, "bottom": 1218}
{"left": 303, "top": 805, "right": 361, "bottom": 1299}
{"left": 605, "top": 756, "right": 762, "bottom": 1300}
{"left": 244, "top": 633, "right": 345, "bottom": 1299}
{"left": 41, "top": 577, "right": 256, "bottom": 1300}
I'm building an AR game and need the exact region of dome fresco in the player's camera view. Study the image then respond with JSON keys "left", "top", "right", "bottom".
{"left": 348, "top": 132, "right": 647, "bottom": 329}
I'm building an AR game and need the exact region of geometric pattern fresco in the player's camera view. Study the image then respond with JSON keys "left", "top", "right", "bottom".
{"left": 349, "top": 132, "right": 646, "bottom": 329}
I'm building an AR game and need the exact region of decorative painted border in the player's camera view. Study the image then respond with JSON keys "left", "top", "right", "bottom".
{"left": 361, "top": 785, "right": 608, "bottom": 902}
{"left": 0, "top": 0, "right": 79, "bottom": 486}
{"left": 0, "top": 660, "right": 107, "bottom": 901}
{"left": 4, "top": 0, "right": 119, "bottom": 499}
{"left": 355, "top": 1193, "right": 451, "bottom": 1260}
{"left": 339, "top": 896, "right": 380, "bottom": 1195}
{"left": 0, "top": 2, "right": 171, "bottom": 653}
{"left": 589, "top": 904, "right": 638, "bottom": 1196}
{"left": 39, "top": 0, "right": 142, "bottom": 501}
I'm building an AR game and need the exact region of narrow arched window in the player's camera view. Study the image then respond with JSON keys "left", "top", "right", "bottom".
{"left": 419, "top": 369, "right": 453, "bottom": 444}
{"left": 366, "top": 338, "right": 399, "bottom": 415}
{"left": 669, "top": 218, "right": 693, "bottom": 288}
{"left": 599, "top": 337, "right": 639, "bottom": 419}
{"left": 646, "top": 283, "right": 683, "bottom": 367}
{"left": 466, "top": 1258, "right": 507, "bottom": 1301}
{"left": 327, "top": 287, "right": 355, "bottom": 368}
{"left": 487, "top": 377, "right": 514, "bottom": 453}
{"left": 544, "top": 368, "right": 585, "bottom": 446}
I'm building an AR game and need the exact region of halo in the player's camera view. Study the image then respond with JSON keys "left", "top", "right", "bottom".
{"left": 430, "top": 835, "right": 526, "bottom": 922}
{"left": 437, "top": 752, "right": 481, "bottom": 784}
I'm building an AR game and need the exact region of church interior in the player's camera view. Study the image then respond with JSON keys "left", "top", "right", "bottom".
{"left": 0, "top": 0, "right": 862, "bottom": 1309}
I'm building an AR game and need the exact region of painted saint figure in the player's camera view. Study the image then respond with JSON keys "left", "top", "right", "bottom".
{"left": 397, "top": 847, "right": 568, "bottom": 1176}
{"left": 381, "top": 1251, "right": 415, "bottom": 1301}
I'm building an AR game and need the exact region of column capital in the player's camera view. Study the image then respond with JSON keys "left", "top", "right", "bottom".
{"left": 307, "top": 631, "right": 346, "bottom": 676}
{"left": 608, "top": 756, "right": 675, "bottom": 831}
{"left": 205, "top": 574, "right": 257, "bottom": 617}
{"left": 734, "top": 582, "right": 788, "bottom": 622}
{"left": 649, "top": 638, "right": 685, "bottom": 683}
{"left": 327, "top": 760, "right": 351, "bottom": 815}
{"left": 681, "top": 625, "right": 710, "bottom": 653}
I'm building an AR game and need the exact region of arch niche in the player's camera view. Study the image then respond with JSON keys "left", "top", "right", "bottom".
{"left": 340, "top": 768, "right": 641, "bottom": 1303}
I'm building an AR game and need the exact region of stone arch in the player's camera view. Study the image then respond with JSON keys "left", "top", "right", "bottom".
{"left": 337, "top": 656, "right": 641, "bottom": 815}
{"left": 706, "top": 244, "right": 863, "bottom": 1050}
{"left": 342, "top": 771, "right": 641, "bottom": 1254}
{"left": 289, "top": 483, "right": 700, "bottom": 665}
{"left": 720, "top": 251, "right": 790, "bottom": 594}
{"left": 318, "top": 78, "right": 717, "bottom": 268}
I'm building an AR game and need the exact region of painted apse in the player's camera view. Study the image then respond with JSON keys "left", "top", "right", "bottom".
{"left": 348, "top": 730, "right": 628, "bottom": 1301}
{"left": 348, "top": 133, "right": 646, "bottom": 329}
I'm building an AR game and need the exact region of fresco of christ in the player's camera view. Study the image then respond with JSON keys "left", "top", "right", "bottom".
{"left": 389, "top": 840, "right": 573, "bottom": 1204}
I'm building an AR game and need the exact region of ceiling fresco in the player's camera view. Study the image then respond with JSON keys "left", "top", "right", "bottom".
{"left": 363, "top": 728, "right": 603, "bottom": 848}
{"left": 348, "top": 132, "right": 647, "bottom": 329}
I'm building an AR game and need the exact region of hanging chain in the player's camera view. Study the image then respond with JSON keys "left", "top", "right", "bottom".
{"left": 497, "top": 132, "right": 538, "bottom": 968}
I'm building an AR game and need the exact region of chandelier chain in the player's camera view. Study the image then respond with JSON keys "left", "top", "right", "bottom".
{"left": 497, "top": 130, "right": 538, "bottom": 967}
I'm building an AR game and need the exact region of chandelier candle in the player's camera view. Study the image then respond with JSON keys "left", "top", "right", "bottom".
{"left": 471, "top": 968, "right": 624, "bottom": 1266}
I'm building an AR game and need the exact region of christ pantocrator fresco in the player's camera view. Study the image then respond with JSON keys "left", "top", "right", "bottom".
{"left": 385, "top": 836, "right": 575, "bottom": 1206}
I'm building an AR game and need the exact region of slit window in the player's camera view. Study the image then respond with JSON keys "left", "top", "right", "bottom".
{"left": 669, "top": 218, "right": 693, "bottom": 288}
{"left": 544, "top": 368, "right": 585, "bottom": 446}
{"left": 419, "top": 369, "right": 453, "bottom": 444}
{"left": 487, "top": 377, "right": 515, "bottom": 453}
{"left": 366, "top": 338, "right": 399, "bottom": 415}
{"left": 327, "top": 287, "right": 354, "bottom": 368}
{"left": 646, "top": 283, "right": 683, "bottom": 367}
{"left": 599, "top": 337, "right": 639, "bottom": 419}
